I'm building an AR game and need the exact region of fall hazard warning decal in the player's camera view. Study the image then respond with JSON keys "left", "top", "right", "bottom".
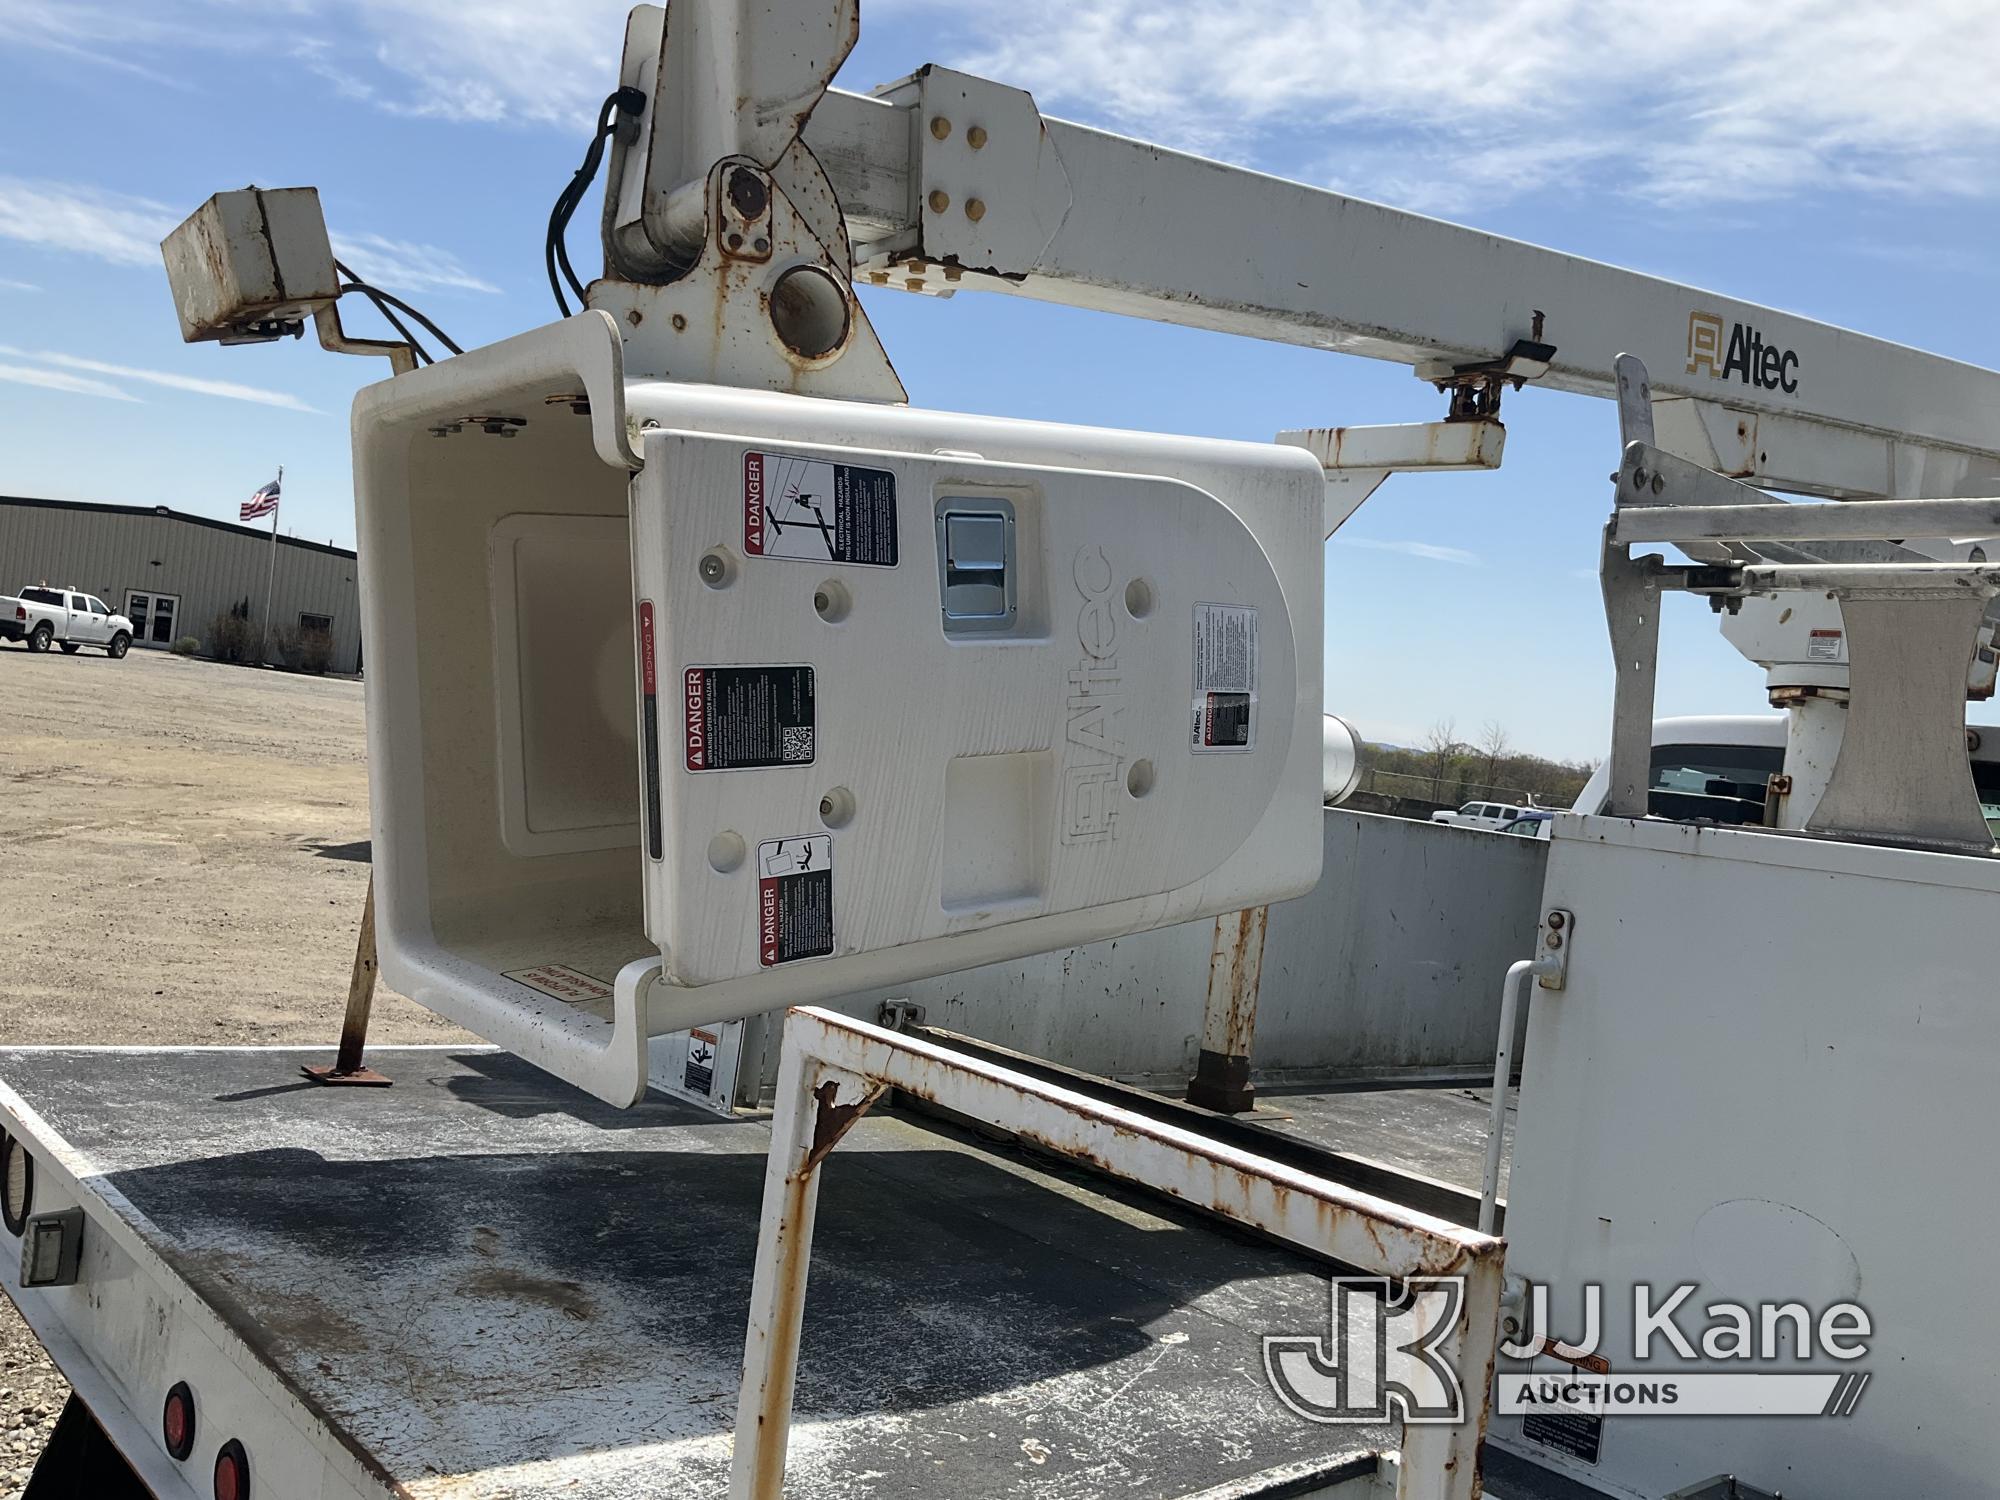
{"left": 743, "top": 449, "right": 899, "bottom": 566}
{"left": 757, "top": 835, "right": 834, "bottom": 966}
{"left": 1191, "top": 602, "right": 1258, "bottom": 752}
{"left": 683, "top": 665, "right": 815, "bottom": 772}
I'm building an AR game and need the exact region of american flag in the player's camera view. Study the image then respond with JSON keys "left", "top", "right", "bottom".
{"left": 241, "top": 477, "right": 281, "bottom": 522}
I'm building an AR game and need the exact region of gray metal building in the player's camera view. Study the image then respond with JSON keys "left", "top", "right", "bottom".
{"left": 0, "top": 496, "right": 361, "bottom": 673}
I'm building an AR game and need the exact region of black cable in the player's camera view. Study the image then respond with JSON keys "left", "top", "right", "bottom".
{"left": 332, "top": 258, "right": 467, "bottom": 365}
{"left": 340, "top": 273, "right": 464, "bottom": 355}
{"left": 340, "top": 280, "right": 432, "bottom": 365}
{"left": 548, "top": 87, "right": 644, "bottom": 317}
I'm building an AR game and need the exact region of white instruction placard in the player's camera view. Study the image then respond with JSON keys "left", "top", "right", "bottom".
{"left": 1191, "top": 602, "right": 1258, "bottom": 752}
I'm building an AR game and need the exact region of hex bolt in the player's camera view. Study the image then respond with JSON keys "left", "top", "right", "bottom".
{"left": 965, "top": 197, "right": 986, "bottom": 222}
{"left": 929, "top": 115, "right": 952, "bottom": 140}
{"left": 1631, "top": 466, "right": 1648, "bottom": 489}
{"left": 967, "top": 125, "right": 988, "bottom": 149}
{"left": 1545, "top": 931, "right": 1563, "bottom": 949}
{"left": 928, "top": 189, "right": 951, "bottom": 213}
{"left": 1651, "top": 471, "right": 1665, "bottom": 494}
{"left": 1546, "top": 910, "right": 1565, "bottom": 930}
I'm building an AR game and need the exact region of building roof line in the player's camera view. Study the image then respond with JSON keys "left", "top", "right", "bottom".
{"left": 0, "top": 495, "right": 357, "bottom": 561}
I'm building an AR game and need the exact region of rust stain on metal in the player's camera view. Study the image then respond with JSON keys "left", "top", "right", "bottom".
{"left": 813, "top": 1023, "right": 1498, "bottom": 1280}
{"left": 1522, "top": 1335, "right": 1610, "bottom": 1375}
{"left": 1206, "top": 906, "right": 1268, "bottom": 1055}
{"left": 804, "top": 1078, "right": 880, "bottom": 1171}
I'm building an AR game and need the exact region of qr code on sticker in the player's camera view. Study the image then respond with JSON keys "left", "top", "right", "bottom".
{"left": 782, "top": 726, "right": 814, "bottom": 762}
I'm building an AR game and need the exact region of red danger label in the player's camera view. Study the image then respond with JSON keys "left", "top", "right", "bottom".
{"left": 758, "top": 877, "right": 781, "bottom": 965}
{"left": 684, "top": 667, "right": 707, "bottom": 770}
{"left": 681, "top": 665, "right": 815, "bottom": 772}
{"left": 756, "top": 836, "right": 833, "bottom": 966}
{"left": 743, "top": 451, "right": 767, "bottom": 556}
{"left": 741, "top": 447, "right": 898, "bottom": 566}
{"left": 638, "top": 600, "right": 657, "bottom": 693}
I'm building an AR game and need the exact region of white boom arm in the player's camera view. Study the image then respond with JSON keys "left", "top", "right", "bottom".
{"left": 606, "top": 3, "right": 2000, "bottom": 505}
{"left": 801, "top": 81, "right": 2000, "bottom": 501}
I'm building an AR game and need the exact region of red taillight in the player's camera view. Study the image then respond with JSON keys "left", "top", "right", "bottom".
{"left": 12, "top": 606, "right": 22, "bottom": 621}
{"left": 214, "top": 1438, "right": 249, "bottom": 1500}
{"left": 162, "top": 1382, "right": 196, "bottom": 1460}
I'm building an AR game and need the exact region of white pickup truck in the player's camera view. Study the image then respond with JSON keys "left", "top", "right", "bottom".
{"left": 0, "top": 586, "right": 134, "bottom": 657}
{"left": 1429, "top": 798, "right": 1534, "bottom": 831}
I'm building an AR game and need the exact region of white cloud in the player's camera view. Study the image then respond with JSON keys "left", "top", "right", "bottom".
{"left": 0, "top": 362, "right": 141, "bottom": 402}
{"left": 1333, "top": 536, "right": 1481, "bottom": 566}
{"left": 940, "top": 0, "right": 2000, "bottom": 213}
{"left": 0, "top": 178, "right": 496, "bottom": 295}
{"left": 340, "top": 0, "right": 629, "bottom": 126}
{"left": 330, "top": 231, "right": 498, "bottom": 295}
{"left": 0, "top": 278, "right": 40, "bottom": 292}
{"left": 0, "top": 347, "right": 320, "bottom": 412}
{"left": 0, "top": 0, "right": 205, "bottom": 87}
{"left": 0, "top": 178, "right": 177, "bottom": 266}
{"left": 8, "top": 1, "right": 1999, "bottom": 219}
{"left": 0, "top": 0, "right": 625, "bottom": 126}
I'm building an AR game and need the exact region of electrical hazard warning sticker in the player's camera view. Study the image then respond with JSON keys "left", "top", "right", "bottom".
{"left": 757, "top": 835, "right": 834, "bottom": 966}
{"left": 1191, "top": 602, "right": 1258, "bottom": 752}
{"left": 743, "top": 449, "right": 899, "bottom": 566}
{"left": 684, "top": 665, "right": 815, "bottom": 771}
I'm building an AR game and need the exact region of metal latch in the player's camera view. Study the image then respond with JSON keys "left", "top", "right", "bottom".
{"left": 935, "top": 497, "right": 1017, "bottom": 632}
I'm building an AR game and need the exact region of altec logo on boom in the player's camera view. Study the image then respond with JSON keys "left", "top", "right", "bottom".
{"left": 1687, "top": 309, "right": 1801, "bottom": 394}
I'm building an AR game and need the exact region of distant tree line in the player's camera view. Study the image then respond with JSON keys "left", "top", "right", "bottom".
{"left": 1363, "top": 718, "right": 1596, "bottom": 809}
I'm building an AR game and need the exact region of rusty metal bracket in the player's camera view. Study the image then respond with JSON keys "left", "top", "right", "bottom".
{"left": 733, "top": 1007, "right": 1503, "bottom": 1500}
{"left": 302, "top": 874, "right": 392, "bottom": 1088}
{"left": 802, "top": 1074, "right": 881, "bottom": 1170}
{"left": 1187, "top": 905, "right": 1268, "bottom": 1114}
{"left": 313, "top": 303, "right": 418, "bottom": 376}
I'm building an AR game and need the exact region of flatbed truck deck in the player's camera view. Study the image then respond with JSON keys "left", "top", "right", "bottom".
{"left": 0, "top": 1044, "right": 1577, "bottom": 1500}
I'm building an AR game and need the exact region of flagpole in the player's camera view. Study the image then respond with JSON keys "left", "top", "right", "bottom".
{"left": 259, "top": 464, "right": 281, "bottom": 666}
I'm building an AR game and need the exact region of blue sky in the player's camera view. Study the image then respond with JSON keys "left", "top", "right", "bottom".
{"left": 3, "top": 1, "right": 1997, "bottom": 758}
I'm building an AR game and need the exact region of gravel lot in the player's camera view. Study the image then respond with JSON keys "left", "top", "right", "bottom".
{"left": 0, "top": 645, "right": 465, "bottom": 1494}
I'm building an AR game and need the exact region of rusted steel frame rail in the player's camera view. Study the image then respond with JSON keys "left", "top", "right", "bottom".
{"left": 730, "top": 1007, "right": 1505, "bottom": 1500}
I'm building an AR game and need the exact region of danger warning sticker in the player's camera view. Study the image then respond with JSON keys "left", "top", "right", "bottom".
{"left": 743, "top": 449, "right": 898, "bottom": 566}
{"left": 684, "top": 665, "right": 815, "bottom": 771}
{"left": 1807, "top": 628, "right": 1844, "bottom": 662}
{"left": 757, "top": 835, "right": 834, "bottom": 966}
{"left": 1191, "top": 602, "right": 1258, "bottom": 752}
